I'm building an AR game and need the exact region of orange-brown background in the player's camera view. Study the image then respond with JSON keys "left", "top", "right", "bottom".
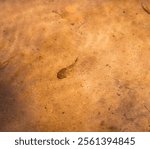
{"left": 0, "top": 0, "right": 150, "bottom": 131}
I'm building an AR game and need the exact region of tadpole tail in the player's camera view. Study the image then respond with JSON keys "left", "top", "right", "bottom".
{"left": 141, "top": 0, "right": 150, "bottom": 14}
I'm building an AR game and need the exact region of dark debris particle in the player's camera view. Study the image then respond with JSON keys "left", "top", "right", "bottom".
{"left": 108, "top": 126, "right": 119, "bottom": 131}
{"left": 100, "top": 121, "right": 105, "bottom": 126}
{"left": 105, "top": 64, "right": 111, "bottom": 68}
{"left": 117, "top": 93, "right": 121, "bottom": 96}
{"left": 71, "top": 23, "right": 75, "bottom": 26}
{"left": 0, "top": 60, "right": 9, "bottom": 70}
{"left": 112, "top": 34, "right": 115, "bottom": 38}
{"left": 144, "top": 105, "right": 150, "bottom": 113}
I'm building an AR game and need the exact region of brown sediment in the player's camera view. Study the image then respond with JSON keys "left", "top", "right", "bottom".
{"left": 0, "top": 0, "right": 150, "bottom": 132}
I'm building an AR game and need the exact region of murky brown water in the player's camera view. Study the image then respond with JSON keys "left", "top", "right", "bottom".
{"left": 0, "top": 0, "right": 150, "bottom": 131}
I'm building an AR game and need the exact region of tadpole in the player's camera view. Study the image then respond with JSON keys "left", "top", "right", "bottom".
{"left": 57, "top": 58, "right": 78, "bottom": 79}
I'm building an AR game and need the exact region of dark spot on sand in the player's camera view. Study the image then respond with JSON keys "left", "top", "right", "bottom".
{"left": 112, "top": 34, "right": 115, "bottom": 38}
{"left": 108, "top": 126, "right": 119, "bottom": 132}
{"left": 100, "top": 121, "right": 105, "bottom": 126}
{"left": 117, "top": 93, "right": 121, "bottom": 96}
{"left": 71, "top": 23, "right": 75, "bottom": 26}
{"left": 105, "top": 64, "right": 111, "bottom": 68}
